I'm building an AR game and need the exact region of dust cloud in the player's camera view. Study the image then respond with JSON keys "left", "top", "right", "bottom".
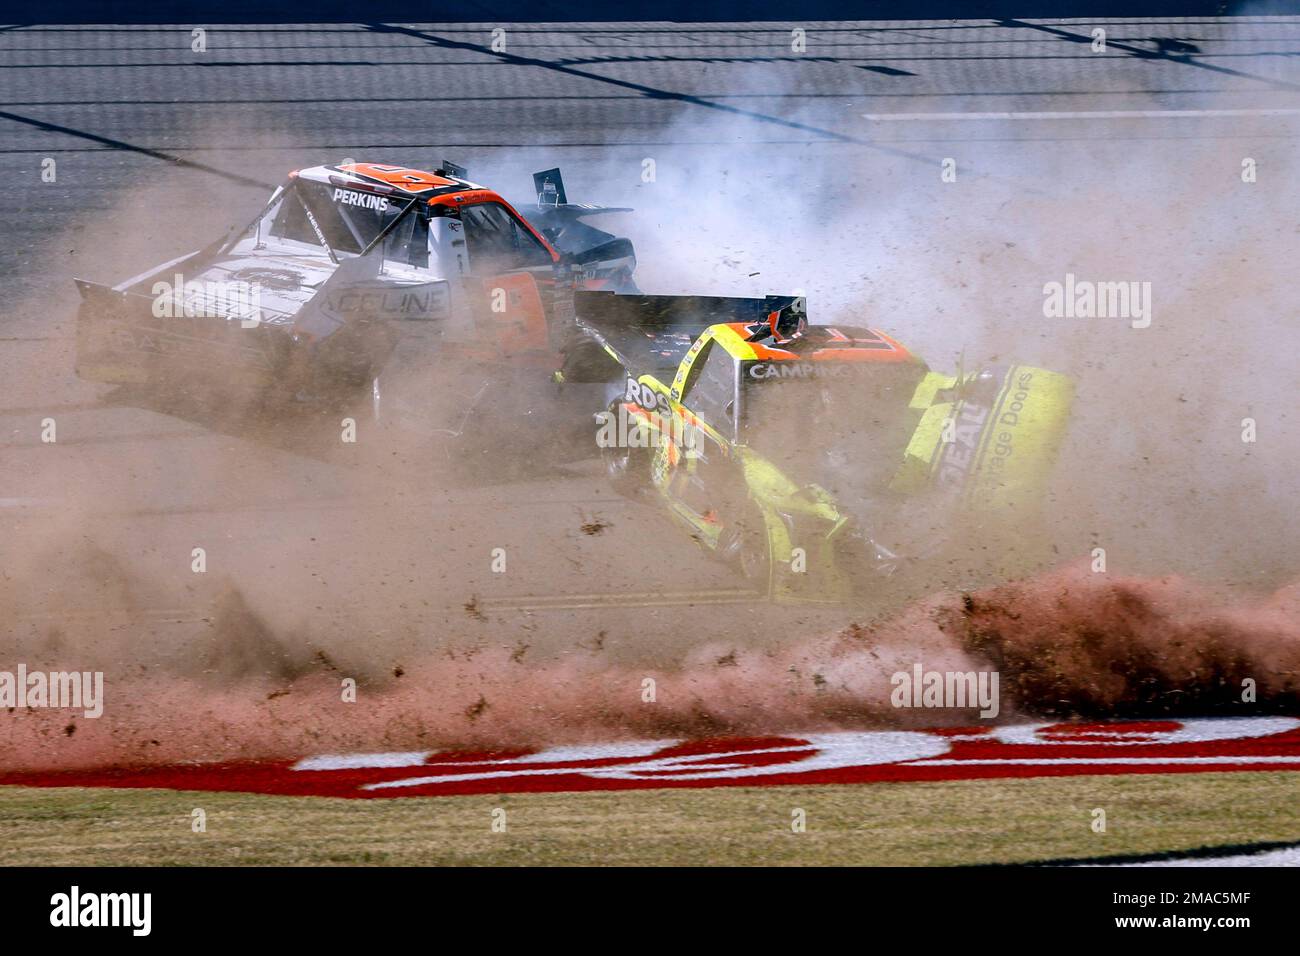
{"left": 2, "top": 564, "right": 1297, "bottom": 771}
{"left": 2, "top": 75, "right": 1298, "bottom": 772}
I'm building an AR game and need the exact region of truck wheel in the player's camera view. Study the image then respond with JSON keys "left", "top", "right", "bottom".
{"left": 602, "top": 442, "right": 650, "bottom": 497}
{"left": 601, "top": 414, "right": 651, "bottom": 498}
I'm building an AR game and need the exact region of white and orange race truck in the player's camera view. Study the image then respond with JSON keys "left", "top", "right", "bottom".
{"left": 74, "top": 160, "right": 636, "bottom": 440}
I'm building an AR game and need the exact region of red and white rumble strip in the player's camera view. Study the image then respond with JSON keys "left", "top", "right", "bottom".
{"left": 3, "top": 718, "right": 1298, "bottom": 798}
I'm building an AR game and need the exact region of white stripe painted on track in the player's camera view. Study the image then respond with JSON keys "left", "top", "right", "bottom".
{"left": 863, "top": 108, "right": 1300, "bottom": 121}
{"left": 916, "top": 756, "right": 1300, "bottom": 765}
{"left": 1090, "top": 846, "right": 1300, "bottom": 867}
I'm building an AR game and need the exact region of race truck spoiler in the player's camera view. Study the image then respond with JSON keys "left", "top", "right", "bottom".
{"left": 524, "top": 168, "right": 635, "bottom": 283}
{"left": 562, "top": 290, "right": 803, "bottom": 380}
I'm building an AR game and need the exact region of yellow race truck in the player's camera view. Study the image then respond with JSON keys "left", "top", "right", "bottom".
{"left": 566, "top": 292, "right": 1075, "bottom": 605}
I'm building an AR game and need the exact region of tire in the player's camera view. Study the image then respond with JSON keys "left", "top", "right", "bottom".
{"left": 601, "top": 435, "right": 651, "bottom": 497}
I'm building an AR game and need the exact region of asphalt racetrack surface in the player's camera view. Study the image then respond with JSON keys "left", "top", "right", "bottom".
{"left": 2, "top": 18, "right": 1299, "bottom": 866}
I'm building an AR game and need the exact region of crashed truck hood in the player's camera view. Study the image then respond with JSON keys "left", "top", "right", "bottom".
{"left": 176, "top": 244, "right": 449, "bottom": 335}
{"left": 176, "top": 250, "right": 335, "bottom": 327}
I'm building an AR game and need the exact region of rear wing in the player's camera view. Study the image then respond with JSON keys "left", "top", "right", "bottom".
{"left": 573, "top": 291, "right": 800, "bottom": 375}
{"left": 73, "top": 280, "right": 280, "bottom": 386}
{"left": 530, "top": 166, "right": 632, "bottom": 220}
{"left": 526, "top": 168, "right": 634, "bottom": 267}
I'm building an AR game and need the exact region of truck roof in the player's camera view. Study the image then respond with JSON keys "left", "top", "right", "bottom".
{"left": 290, "top": 161, "right": 558, "bottom": 258}
{"left": 294, "top": 162, "right": 490, "bottom": 206}
{"left": 572, "top": 291, "right": 923, "bottom": 379}
{"left": 709, "top": 322, "right": 920, "bottom": 365}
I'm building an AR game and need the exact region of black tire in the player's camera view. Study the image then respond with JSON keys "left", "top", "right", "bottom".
{"left": 600, "top": 398, "right": 660, "bottom": 502}
{"left": 600, "top": 415, "right": 652, "bottom": 498}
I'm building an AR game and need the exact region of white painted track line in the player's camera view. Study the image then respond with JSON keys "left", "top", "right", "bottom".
{"left": 863, "top": 108, "right": 1300, "bottom": 121}
{"left": 1094, "top": 845, "right": 1300, "bottom": 866}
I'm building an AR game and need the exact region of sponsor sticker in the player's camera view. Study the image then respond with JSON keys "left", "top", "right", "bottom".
{"left": 332, "top": 187, "right": 390, "bottom": 212}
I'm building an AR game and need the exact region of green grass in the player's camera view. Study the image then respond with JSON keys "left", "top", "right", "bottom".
{"left": 2, "top": 771, "right": 1297, "bottom": 866}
